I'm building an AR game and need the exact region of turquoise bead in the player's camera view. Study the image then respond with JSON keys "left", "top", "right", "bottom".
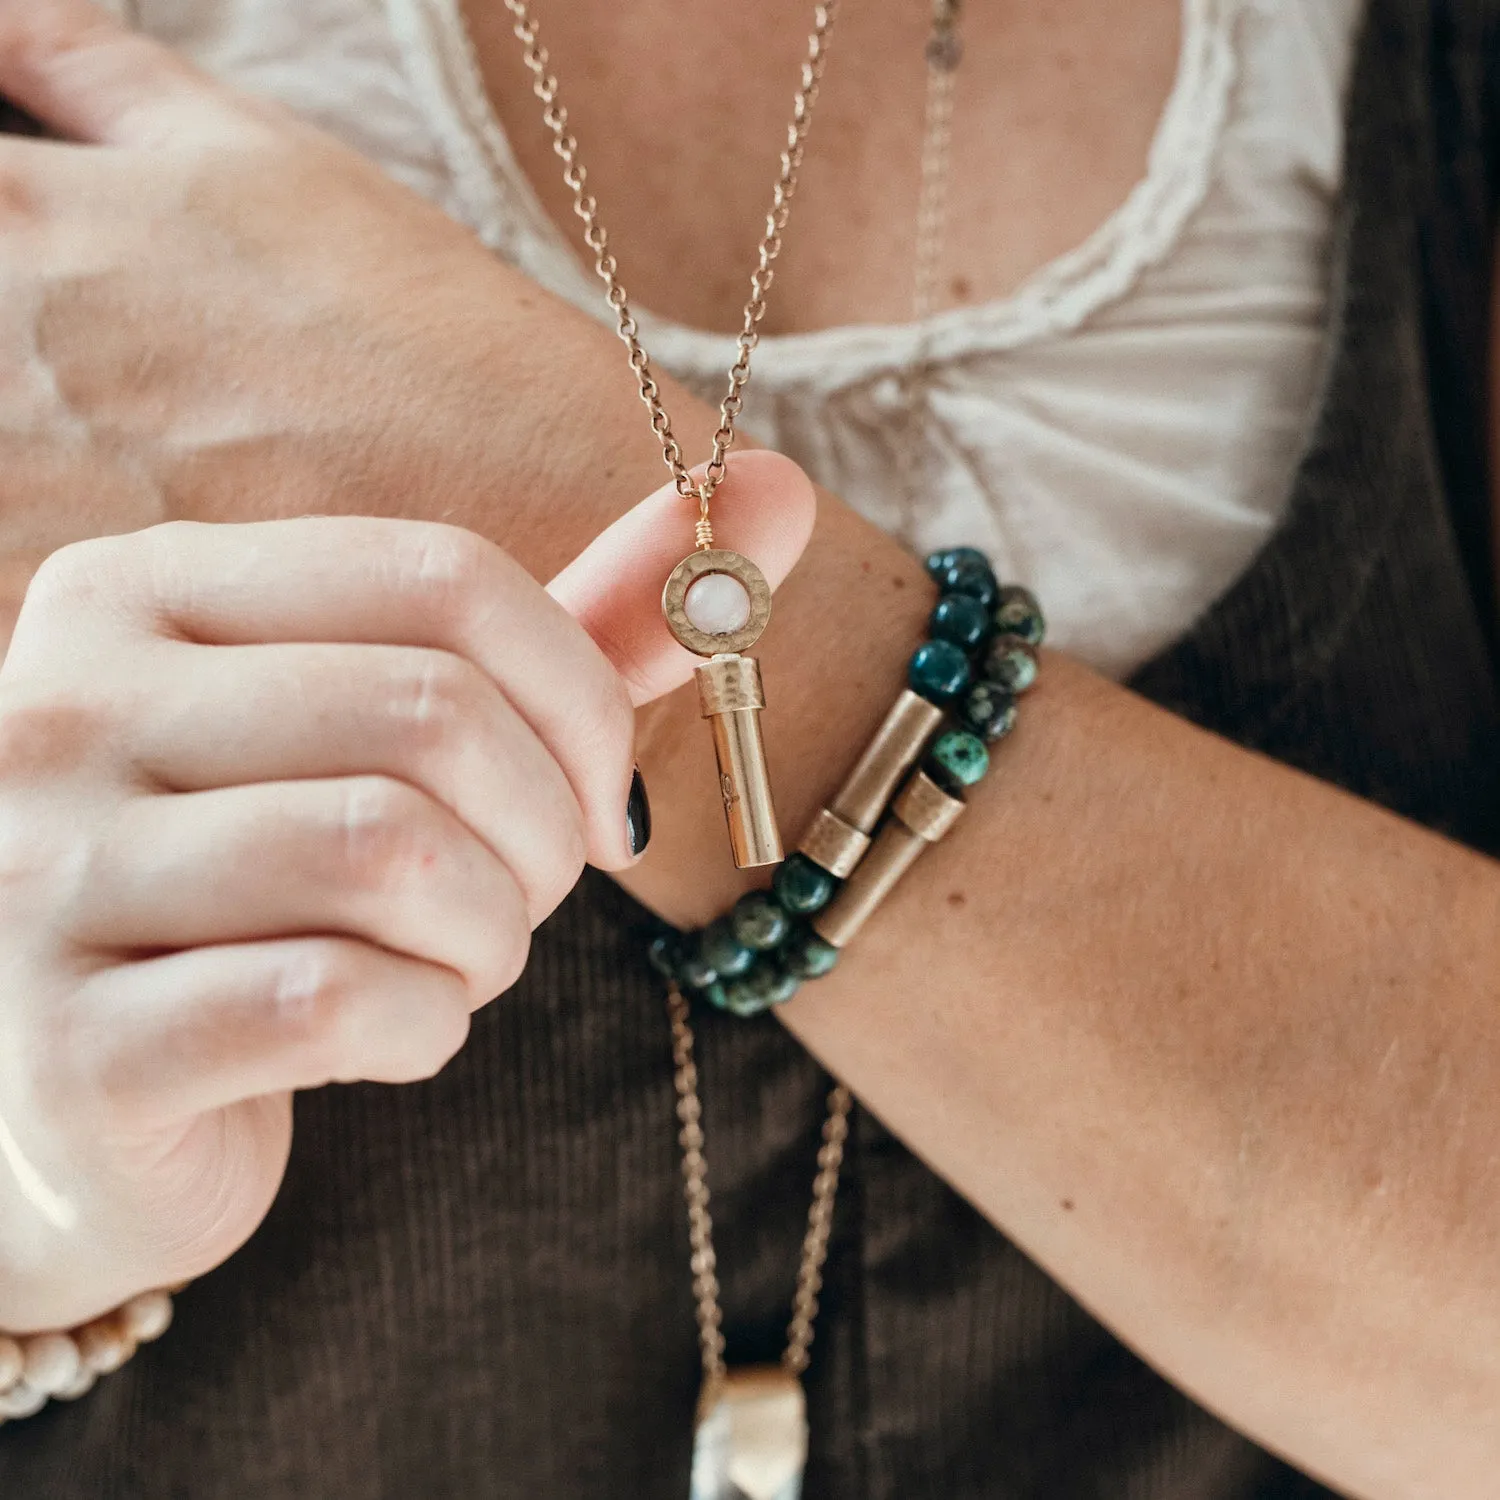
{"left": 700, "top": 918, "right": 755, "bottom": 978}
{"left": 722, "top": 980, "right": 770, "bottom": 1018}
{"left": 984, "top": 634, "right": 1040, "bottom": 695}
{"left": 994, "top": 585, "right": 1046, "bottom": 647}
{"left": 909, "top": 640, "right": 972, "bottom": 703}
{"left": 678, "top": 945, "right": 720, "bottom": 990}
{"left": 773, "top": 853, "right": 837, "bottom": 915}
{"left": 783, "top": 926, "right": 839, "bottom": 979}
{"left": 647, "top": 932, "right": 684, "bottom": 981}
{"left": 927, "top": 728, "right": 989, "bottom": 788}
{"left": 760, "top": 966, "right": 802, "bottom": 1007}
{"left": 960, "top": 680, "right": 1019, "bottom": 743}
{"left": 730, "top": 891, "right": 790, "bottom": 951}
{"left": 933, "top": 554, "right": 998, "bottom": 609}
{"left": 924, "top": 546, "right": 989, "bottom": 584}
{"left": 723, "top": 960, "right": 802, "bottom": 1016}
{"left": 929, "top": 593, "right": 990, "bottom": 652}
{"left": 701, "top": 981, "right": 731, "bottom": 1012}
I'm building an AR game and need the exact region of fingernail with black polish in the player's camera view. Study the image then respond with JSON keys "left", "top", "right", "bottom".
{"left": 626, "top": 766, "right": 652, "bottom": 857}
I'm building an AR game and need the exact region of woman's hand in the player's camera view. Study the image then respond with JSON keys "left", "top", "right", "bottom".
{"left": 0, "top": 513, "right": 648, "bottom": 1335}
{"left": 0, "top": 0, "right": 617, "bottom": 566}
{"left": 0, "top": 442, "right": 814, "bottom": 1337}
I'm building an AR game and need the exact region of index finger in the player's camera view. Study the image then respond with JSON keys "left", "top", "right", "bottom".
{"left": 12, "top": 516, "right": 641, "bottom": 872}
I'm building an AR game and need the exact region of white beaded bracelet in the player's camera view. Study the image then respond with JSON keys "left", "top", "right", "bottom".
{"left": 0, "top": 1291, "right": 176, "bottom": 1426}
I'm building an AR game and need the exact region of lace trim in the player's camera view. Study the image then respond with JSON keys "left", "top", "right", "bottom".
{"left": 389, "top": 0, "right": 1248, "bottom": 393}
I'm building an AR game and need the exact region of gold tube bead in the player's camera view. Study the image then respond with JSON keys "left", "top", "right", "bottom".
{"left": 891, "top": 765, "right": 967, "bottom": 842}
{"left": 796, "top": 689, "right": 945, "bottom": 879}
{"left": 798, "top": 807, "right": 871, "bottom": 879}
{"left": 830, "top": 690, "right": 946, "bottom": 834}
{"left": 811, "top": 770, "right": 966, "bottom": 949}
{"left": 696, "top": 654, "right": 783, "bottom": 869}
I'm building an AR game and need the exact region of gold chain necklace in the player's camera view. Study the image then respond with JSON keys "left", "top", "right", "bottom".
{"left": 504, "top": 0, "right": 840, "bottom": 874}
{"left": 897, "top": 0, "right": 962, "bottom": 539}
{"left": 670, "top": 10, "right": 964, "bottom": 1496}
{"left": 494, "top": 3, "right": 963, "bottom": 1493}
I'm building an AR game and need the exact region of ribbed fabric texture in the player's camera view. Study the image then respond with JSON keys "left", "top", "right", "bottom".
{"left": 4, "top": 1, "right": 1499, "bottom": 1493}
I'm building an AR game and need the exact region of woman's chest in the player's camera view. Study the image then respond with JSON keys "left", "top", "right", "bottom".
{"left": 458, "top": 0, "right": 1184, "bottom": 335}
{"left": 129, "top": 0, "right": 1182, "bottom": 334}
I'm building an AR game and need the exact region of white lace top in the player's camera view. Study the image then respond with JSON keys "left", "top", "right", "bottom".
{"left": 125, "top": 0, "right": 1364, "bottom": 679}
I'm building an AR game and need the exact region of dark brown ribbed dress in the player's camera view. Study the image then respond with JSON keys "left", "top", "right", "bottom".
{"left": 4, "top": 2, "right": 1499, "bottom": 1494}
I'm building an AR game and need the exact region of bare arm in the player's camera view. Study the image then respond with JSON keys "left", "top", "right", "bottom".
{"left": 615, "top": 489, "right": 1500, "bottom": 1500}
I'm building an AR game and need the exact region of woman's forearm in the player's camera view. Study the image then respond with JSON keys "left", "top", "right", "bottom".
{"left": 630, "top": 488, "right": 1500, "bottom": 1497}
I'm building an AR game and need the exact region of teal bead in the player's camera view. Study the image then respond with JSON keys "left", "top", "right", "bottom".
{"left": 722, "top": 979, "right": 770, "bottom": 1018}
{"left": 924, "top": 545, "right": 989, "bottom": 584}
{"left": 760, "top": 965, "right": 802, "bottom": 1007}
{"left": 934, "top": 555, "right": 998, "bottom": 609}
{"left": 909, "top": 639, "right": 972, "bottom": 704}
{"left": 700, "top": 918, "right": 755, "bottom": 979}
{"left": 721, "top": 959, "right": 803, "bottom": 1016}
{"left": 773, "top": 853, "right": 838, "bottom": 915}
{"left": 993, "top": 585, "right": 1046, "bottom": 647}
{"left": 984, "top": 634, "right": 1040, "bottom": 695}
{"left": 929, "top": 593, "right": 990, "bottom": 652}
{"left": 927, "top": 728, "right": 989, "bottom": 788}
{"left": 701, "top": 981, "right": 731, "bottom": 1012}
{"left": 678, "top": 946, "right": 720, "bottom": 990}
{"left": 730, "top": 890, "right": 791, "bottom": 952}
{"left": 960, "top": 680, "right": 1019, "bottom": 743}
{"left": 783, "top": 926, "right": 839, "bottom": 979}
{"left": 647, "top": 932, "right": 684, "bottom": 981}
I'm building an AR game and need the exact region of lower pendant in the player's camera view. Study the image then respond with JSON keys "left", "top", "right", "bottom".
{"left": 690, "top": 1367, "right": 808, "bottom": 1500}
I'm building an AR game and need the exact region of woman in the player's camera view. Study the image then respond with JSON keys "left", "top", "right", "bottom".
{"left": 0, "top": 0, "right": 1496, "bottom": 1494}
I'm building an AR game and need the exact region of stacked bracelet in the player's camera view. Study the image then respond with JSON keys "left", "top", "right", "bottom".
{"left": 649, "top": 548, "right": 1043, "bottom": 1015}
{"left": 0, "top": 1291, "right": 177, "bottom": 1426}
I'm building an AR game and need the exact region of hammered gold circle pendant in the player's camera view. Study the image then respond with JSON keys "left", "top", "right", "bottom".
{"left": 662, "top": 550, "right": 783, "bottom": 869}
{"left": 662, "top": 549, "right": 773, "bottom": 658}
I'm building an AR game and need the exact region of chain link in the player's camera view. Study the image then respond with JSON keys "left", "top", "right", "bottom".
{"left": 782, "top": 1082, "right": 853, "bottom": 1375}
{"left": 666, "top": 982, "right": 728, "bottom": 1388}
{"left": 667, "top": 983, "right": 852, "bottom": 1388}
{"left": 504, "top": 0, "right": 839, "bottom": 541}
{"left": 660, "top": 0, "right": 961, "bottom": 1395}
{"left": 913, "top": 0, "right": 962, "bottom": 322}
{"left": 897, "top": 0, "right": 963, "bottom": 537}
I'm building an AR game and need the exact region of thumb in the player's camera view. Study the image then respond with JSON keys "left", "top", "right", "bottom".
{"left": 548, "top": 451, "right": 817, "bottom": 707}
{"left": 0, "top": 0, "right": 245, "bottom": 145}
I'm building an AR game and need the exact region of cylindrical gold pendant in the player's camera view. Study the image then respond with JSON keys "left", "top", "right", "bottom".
{"left": 663, "top": 547, "right": 784, "bottom": 870}
{"left": 697, "top": 655, "right": 783, "bottom": 869}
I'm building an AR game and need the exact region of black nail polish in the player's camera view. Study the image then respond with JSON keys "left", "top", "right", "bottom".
{"left": 626, "top": 766, "right": 652, "bottom": 857}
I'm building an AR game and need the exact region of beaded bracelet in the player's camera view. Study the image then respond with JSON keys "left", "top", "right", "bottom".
{"left": 0, "top": 1291, "right": 177, "bottom": 1426}
{"left": 649, "top": 547, "right": 1044, "bottom": 1015}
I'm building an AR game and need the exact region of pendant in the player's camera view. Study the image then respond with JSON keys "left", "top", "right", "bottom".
{"left": 690, "top": 1366, "right": 808, "bottom": 1500}
{"left": 663, "top": 550, "right": 783, "bottom": 869}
